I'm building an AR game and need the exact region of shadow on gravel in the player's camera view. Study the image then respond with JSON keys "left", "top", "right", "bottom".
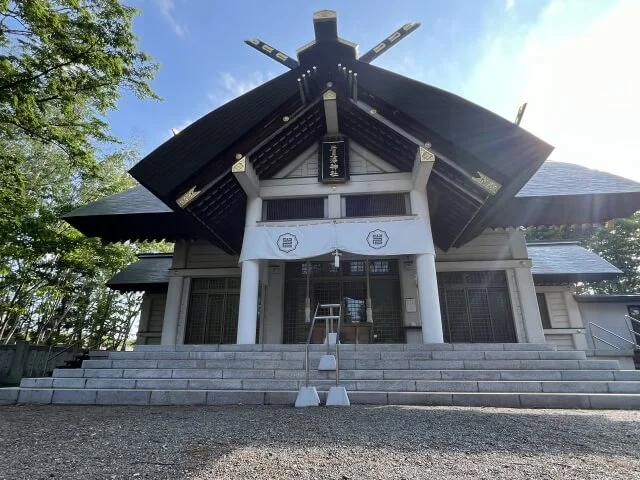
{"left": 1, "top": 405, "right": 638, "bottom": 479}
{"left": 180, "top": 405, "right": 639, "bottom": 457}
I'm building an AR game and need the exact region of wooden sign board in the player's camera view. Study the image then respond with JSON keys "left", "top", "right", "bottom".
{"left": 319, "top": 138, "right": 349, "bottom": 184}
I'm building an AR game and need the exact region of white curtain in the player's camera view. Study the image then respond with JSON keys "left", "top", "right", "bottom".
{"left": 239, "top": 216, "right": 434, "bottom": 262}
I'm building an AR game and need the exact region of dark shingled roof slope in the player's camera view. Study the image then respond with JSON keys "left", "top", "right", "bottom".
{"left": 574, "top": 294, "right": 640, "bottom": 303}
{"left": 63, "top": 186, "right": 209, "bottom": 244}
{"left": 128, "top": 69, "right": 302, "bottom": 201}
{"left": 491, "top": 162, "right": 640, "bottom": 227}
{"left": 518, "top": 162, "right": 640, "bottom": 197}
{"left": 64, "top": 185, "right": 172, "bottom": 217}
{"left": 528, "top": 241, "right": 621, "bottom": 283}
{"left": 106, "top": 254, "right": 172, "bottom": 293}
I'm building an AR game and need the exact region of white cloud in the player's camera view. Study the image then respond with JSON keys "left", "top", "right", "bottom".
{"left": 505, "top": 0, "right": 515, "bottom": 12}
{"left": 464, "top": 0, "right": 640, "bottom": 181}
{"left": 208, "top": 72, "right": 274, "bottom": 107}
{"left": 153, "top": 0, "right": 187, "bottom": 37}
{"left": 165, "top": 71, "right": 274, "bottom": 140}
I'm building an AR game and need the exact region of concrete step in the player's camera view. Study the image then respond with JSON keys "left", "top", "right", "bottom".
{"left": 80, "top": 357, "right": 618, "bottom": 372}
{"left": 50, "top": 367, "right": 640, "bottom": 384}
{"left": 104, "top": 349, "right": 584, "bottom": 362}
{"left": 132, "top": 343, "right": 559, "bottom": 353}
{"left": 0, "top": 387, "right": 19, "bottom": 404}
{"left": 21, "top": 376, "right": 640, "bottom": 394}
{"left": 11, "top": 388, "right": 640, "bottom": 409}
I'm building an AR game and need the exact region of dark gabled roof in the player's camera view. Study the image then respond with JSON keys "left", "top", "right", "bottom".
{"left": 518, "top": 162, "right": 640, "bottom": 197}
{"left": 528, "top": 241, "right": 622, "bottom": 283}
{"left": 66, "top": 12, "right": 640, "bottom": 250}
{"left": 342, "top": 60, "right": 551, "bottom": 182}
{"left": 63, "top": 185, "right": 209, "bottom": 244}
{"left": 106, "top": 254, "right": 172, "bottom": 293}
{"left": 65, "top": 185, "right": 172, "bottom": 216}
{"left": 128, "top": 69, "right": 302, "bottom": 202}
{"left": 126, "top": 21, "right": 553, "bottom": 252}
{"left": 492, "top": 163, "right": 640, "bottom": 227}
{"left": 574, "top": 294, "right": 640, "bottom": 303}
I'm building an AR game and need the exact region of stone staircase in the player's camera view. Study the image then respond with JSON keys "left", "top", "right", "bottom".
{"left": 3, "top": 343, "right": 640, "bottom": 408}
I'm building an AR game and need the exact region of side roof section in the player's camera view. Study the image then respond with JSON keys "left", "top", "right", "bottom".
{"left": 528, "top": 241, "right": 621, "bottom": 283}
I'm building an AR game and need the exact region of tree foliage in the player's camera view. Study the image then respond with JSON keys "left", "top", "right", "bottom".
{"left": 0, "top": 0, "right": 158, "bottom": 166}
{"left": 526, "top": 213, "right": 640, "bottom": 294}
{"left": 0, "top": 1, "right": 166, "bottom": 348}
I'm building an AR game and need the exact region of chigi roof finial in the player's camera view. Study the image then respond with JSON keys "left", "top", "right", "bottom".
{"left": 243, "top": 10, "right": 421, "bottom": 69}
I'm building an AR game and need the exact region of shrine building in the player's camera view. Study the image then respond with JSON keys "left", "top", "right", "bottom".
{"left": 14, "top": 10, "right": 640, "bottom": 408}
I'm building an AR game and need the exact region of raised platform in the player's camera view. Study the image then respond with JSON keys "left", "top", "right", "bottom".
{"left": 4, "top": 343, "right": 640, "bottom": 409}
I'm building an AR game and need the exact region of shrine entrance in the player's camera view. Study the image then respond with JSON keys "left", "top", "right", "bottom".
{"left": 283, "top": 259, "right": 403, "bottom": 344}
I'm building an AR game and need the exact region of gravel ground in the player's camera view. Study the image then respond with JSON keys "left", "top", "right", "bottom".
{"left": 0, "top": 405, "right": 639, "bottom": 479}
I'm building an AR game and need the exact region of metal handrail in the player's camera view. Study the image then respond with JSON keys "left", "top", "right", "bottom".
{"left": 592, "top": 335, "right": 622, "bottom": 350}
{"left": 588, "top": 321, "right": 638, "bottom": 350}
{"left": 42, "top": 342, "right": 82, "bottom": 376}
{"left": 624, "top": 315, "right": 640, "bottom": 348}
{"left": 304, "top": 303, "right": 320, "bottom": 388}
{"left": 624, "top": 315, "right": 640, "bottom": 340}
{"left": 335, "top": 303, "right": 342, "bottom": 386}
{"left": 625, "top": 315, "right": 640, "bottom": 327}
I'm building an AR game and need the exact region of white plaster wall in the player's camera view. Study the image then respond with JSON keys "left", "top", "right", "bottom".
{"left": 545, "top": 291, "right": 570, "bottom": 328}
{"left": 183, "top": 240, "right": 239, "bottom": 269}
{"left": 579, "top": 302, "right": 636, "bottom": 349}
{"left": 272, "top": 141, "right": 398, "bottom": 179}
{"left": 435, "top": 230, "right": 519, "bottom": 262}
{"left": 136, "top": 293, "right": 166, "bottom": 346}
{"left": 544, "top": 333, "right": 575, "bottom": 350}
{"left": 536, "top": 286, "right": 589, "bottom": 350}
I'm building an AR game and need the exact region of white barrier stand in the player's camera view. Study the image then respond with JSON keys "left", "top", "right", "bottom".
{"left": 326, "top": 386, "right": 350, "bottom": 406}
{"left": 323, "top": 333, "right": 338, "bottom": 345}
{"left": 318, "top": 354, "right": 337, "bottom": 371}
{"left": 295, "top": 386, "right": 321, "bottom": 407}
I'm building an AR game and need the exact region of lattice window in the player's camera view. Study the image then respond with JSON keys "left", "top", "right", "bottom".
{"left": 344, "top": 194, "right": 407, "bottom": 217}
{"left": 184, "top": 277, "right": 241, "bottom": 344}
{"left": 438, "top": 271, "right": 516, "bottom": 343}
{"left": 263, "top": 197, "right": 325, "bottom": 221}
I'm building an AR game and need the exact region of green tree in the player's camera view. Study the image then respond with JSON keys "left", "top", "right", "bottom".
{"left": 0, "top": 1, "right": 167, "bottom": 349}
{"left": 0, "top": 0, "right": 157, "bottom": 166}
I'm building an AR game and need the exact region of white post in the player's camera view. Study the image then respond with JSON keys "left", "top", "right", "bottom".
{"left": 160, "top": 275, "right": 185, "bottom": 345}
{"left": 410, "top": 188, "right": 444, "bottom": 344}
{"left": 237, "top": 196, "right": 262, "bottom": 344}
{"left": 415, "top": 253, "right": 444, "bottom": 343}
{"left": 513, "top": 266, "right": 546, "bottom": 343}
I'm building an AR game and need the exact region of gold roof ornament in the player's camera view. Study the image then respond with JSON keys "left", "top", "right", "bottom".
{"left": 176, "top": 186, "right": 201, "bottom": 208}
{"left": 419, "top": 146, "right": 435, "bottom": 163}
{"left": 232, "top": 156, "right": 247, "bottom": 173}
{"left": 472, "top": 172, "right": 502, "bottom": 196}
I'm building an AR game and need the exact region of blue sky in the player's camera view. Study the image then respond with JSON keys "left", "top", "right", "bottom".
{"left": 111, "top": 0, "right": 640, "bottom": 180}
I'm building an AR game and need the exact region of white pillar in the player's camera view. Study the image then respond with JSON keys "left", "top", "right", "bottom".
{"left": 416, "top": 253, "right": 444, "bottom": 343}
{"left": 160, "top": 275, "right": 185, "bottom": 345}
{"left": 409, "top": 188, "right": 444, "bottom": 344}
{"left": 513, "top": 266, "right": 546, "bottom": 343}
{"left": 237, "top": 196, "right": 262, "bottom": 344}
